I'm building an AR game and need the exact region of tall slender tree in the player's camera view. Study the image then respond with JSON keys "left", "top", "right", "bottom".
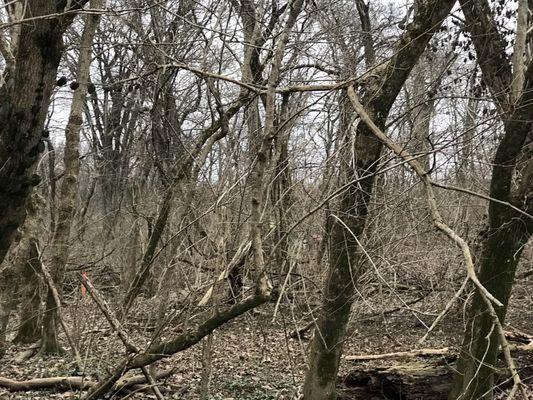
{"left": 41, "top": 0, "right": 104, "bottom": 353}
{"left": 303, "top": 1, "right": 456, "bottom": 398}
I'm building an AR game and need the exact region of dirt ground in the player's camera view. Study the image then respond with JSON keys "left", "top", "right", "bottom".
{"left": 0, "top": 277, "right": 531, "bottom": 400}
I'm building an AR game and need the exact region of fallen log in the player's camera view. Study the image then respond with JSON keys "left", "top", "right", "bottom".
{"left": 0, "top": 368, "right": 173, "bottom": 393}
{"left": 341, "top": 361, "right": 454, "bottom": 400}
{"left": 505, "top": 327, "right": 533, "bottom": 344}
{"left": 0, "top": 376, "right": 93, "bottom": 392}
{"left": 344, "top": 348, "right": 451, "bottom": 362}
{"left": 344, "top": 337, "right": 533, "bottom": 363}
{"left": 341, "top": 342, "right": 533, "bottom": 399}
{"left": 289, "top": 320, "right": 314, "bottom": 339}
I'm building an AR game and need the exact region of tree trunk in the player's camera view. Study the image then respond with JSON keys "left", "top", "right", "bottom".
{"left": 0, "top": 2, "right": 87, "bottom": 263}
{"left": 119, "top": 185, "right": 175, "bottom": 320}
{"left": 450, "top": 220, "right": 529, "bottom": 400}
{"left": 455, "top": 75, "right": 477, "bottom": 187}
{"left": 42, "top": 0, "right": 102, "bottom": 353}
{"left": 13, "top": 279, "right": 41, "bottom": 345}
{"left": 303, "top": 2, "right": 455, "bottom": 398}
{"left": 449, "top": 99, "right": 533, "bottom": 400}
{"left": 450, "top": 1, "right": 533, "bottom": 398}
{"left": 271, "top": 94, "right": 294, "bottom": 277}
{"left": 0, "top": 267, "right": 15, "bottom": 358}
{"left": 0, "top": 194, "right": 44, "bottom": 355}
{"left": 12, "top": 196, "right": 44, "bottom": 344}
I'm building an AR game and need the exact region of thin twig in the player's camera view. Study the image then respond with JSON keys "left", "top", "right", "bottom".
{"left": 418, "top": 277, "right": 469, "bottom": 345}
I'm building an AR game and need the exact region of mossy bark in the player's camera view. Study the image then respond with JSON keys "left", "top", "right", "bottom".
{"left": 449, "top": 2, "right": 533, "bottom": 398}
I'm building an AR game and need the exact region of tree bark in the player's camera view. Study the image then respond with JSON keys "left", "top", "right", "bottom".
{"left": 0, "top": 1, "right": 88, "bottom": 264}
{"left": 303, "top": 2, "right": 455, "bottom": 399}
{"left": 12, "top": 196, "right": 44, "bottom": 345}
{"left": 0, "top": 194, "right": 44, "bottom": 356}
{"left": 450, "top": 1, "right": 533, "bottom": 399}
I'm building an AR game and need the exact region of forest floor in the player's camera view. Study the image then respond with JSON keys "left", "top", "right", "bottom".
{"left": 0, "top": 277, "right": 531, "bottom": 400}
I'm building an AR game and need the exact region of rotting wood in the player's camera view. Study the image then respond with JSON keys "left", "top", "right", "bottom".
{"left": 341, "top": 347, "right": 533, "bottom": 400}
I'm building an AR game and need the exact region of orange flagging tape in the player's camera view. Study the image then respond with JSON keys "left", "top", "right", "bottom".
{"left": 81, "top": 271, "right": 88, "bottom": 296}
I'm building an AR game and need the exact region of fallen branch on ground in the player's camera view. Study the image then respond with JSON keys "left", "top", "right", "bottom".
{"left": 342, "top": 358, "right": 533, "bottom": 400}
{"left": 83, "top": 291, "right": 270, "bottom": 400}
{"left": 343, "top": 335, "right": 533, "bottom": 399}
{"left": 0, "top": 369, "right": 173, "bottom": 392}
{"left": 289, "top": 320, "right": 315, "bottom": 339}
{"left": 81, "top": 276, "right": 165, "bottom": 400}
{"left": 344, "top": 348, "right": 451, "bottom": 361}
{"left": 344, "top": 332, "right": 533, "bottom": 362}
{"left": 290, "top": 295, "right": 428, "bottom": 340}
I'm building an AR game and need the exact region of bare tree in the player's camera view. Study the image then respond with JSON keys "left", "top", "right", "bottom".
{"left": 449, "top": 1, "right": 533, "bottom": 398}
{"left": 0, "top": 2, "right": 531, "bottom": 400}
{"left": 41, "top": 0, "right": 104, "bottom": 353}
{"left": 303, "top": 1, "right": 455, "bottom": 398}
{"left": 0, "top": 1, "right": 89, "bottom": 263}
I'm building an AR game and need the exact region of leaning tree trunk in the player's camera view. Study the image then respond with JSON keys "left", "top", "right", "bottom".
{"left": 41, "top": 0, "right": 103, "bottom": 353}
{"left": 449, "top": 1, "right": 533, "bottom": 398}
{"left": 449, "top": 96, "right": 533, "bottom": 400}
{"left": 0, "top": 1, "right": 88, "bottom": 265}
{"left": 303, "top": 1, "right": 456, "bottom": 398}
